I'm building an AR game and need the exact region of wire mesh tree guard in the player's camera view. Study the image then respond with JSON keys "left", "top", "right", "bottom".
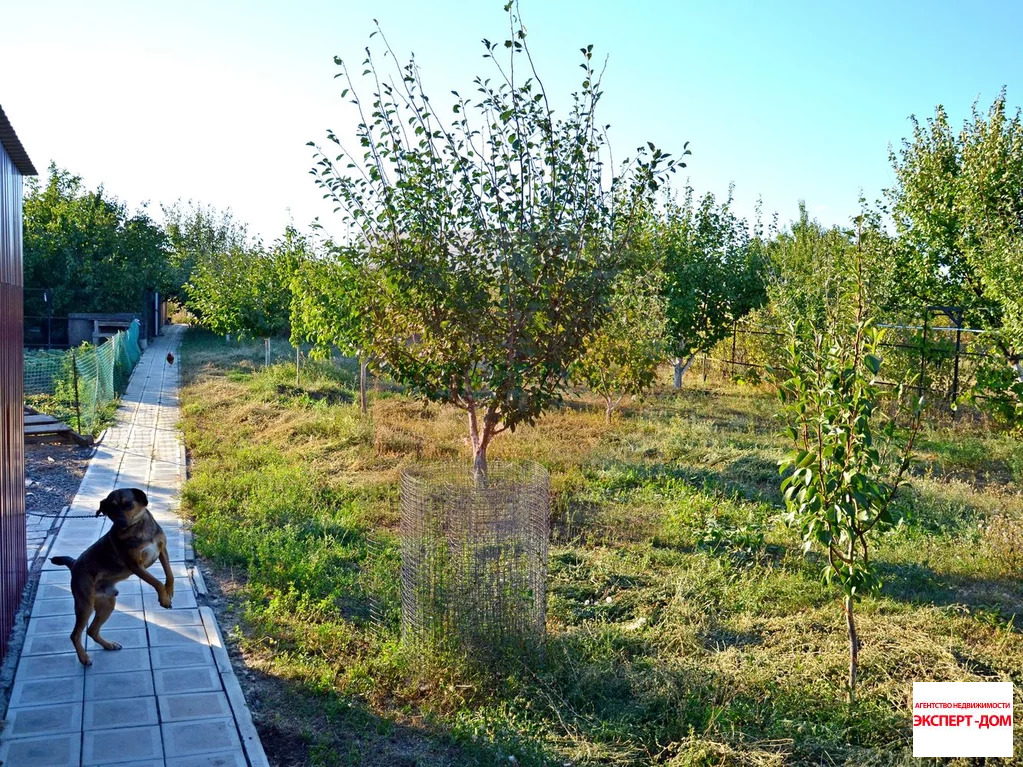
{"left": 400, "top": 460, "right": 549, "bottom": 658}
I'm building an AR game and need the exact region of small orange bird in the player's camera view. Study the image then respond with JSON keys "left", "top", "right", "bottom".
{"left": 166, "top": 352, "right": 175, "bottom": 365}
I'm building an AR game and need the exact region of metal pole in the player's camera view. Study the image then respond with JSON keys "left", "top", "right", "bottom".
{"left": 919, "top": 316, "right": 928, "bottom": 394}
{"left": 950, "top": 310, "right": 962, "bottom": 406}
{"left": 71, "top": 349, "right": 82, "bottom": 433}
{"left": 45, "top": 291, "right": 51, "bottom": 350}
{"left": 731, "top": 321, "right": 738, "bottom": 377}
{"left": 359, "top": 355, "right": 368, "bottom": 414}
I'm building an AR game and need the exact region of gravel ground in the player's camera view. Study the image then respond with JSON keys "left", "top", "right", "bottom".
{"left": 25, "top": 439, "right": 93, "bottom": 518}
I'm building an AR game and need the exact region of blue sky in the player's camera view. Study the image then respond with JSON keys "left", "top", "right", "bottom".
{"left": 1, "top": 1, "right": 1020, "bottom": 241}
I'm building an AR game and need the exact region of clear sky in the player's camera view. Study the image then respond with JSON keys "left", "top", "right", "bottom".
{"left": 2, "top": 0, "right": 1020, "bottom": 242}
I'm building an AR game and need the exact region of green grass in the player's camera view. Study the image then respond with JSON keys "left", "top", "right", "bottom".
{"left": 179, "top": 330, "right": 1023, "bottom": 766}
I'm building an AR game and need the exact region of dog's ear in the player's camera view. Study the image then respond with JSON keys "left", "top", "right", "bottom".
{"left": 132, "top": 488, "right": 149, "bottom": 507}
{"left": 96, "top": 498, "right": 112, "bottom": 517}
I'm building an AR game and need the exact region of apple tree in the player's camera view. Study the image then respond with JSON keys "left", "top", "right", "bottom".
{"left": 309, "top": 4, "right": 682, "bottom": 476}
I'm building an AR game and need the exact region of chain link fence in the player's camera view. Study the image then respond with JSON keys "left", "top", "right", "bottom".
{"left": 24, "top": 320, "right": 143, "bottom": 434}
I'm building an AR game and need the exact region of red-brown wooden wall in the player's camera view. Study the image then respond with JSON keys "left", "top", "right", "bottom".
{"left": 0, "top": 131, "right": 28, "bottom": 659}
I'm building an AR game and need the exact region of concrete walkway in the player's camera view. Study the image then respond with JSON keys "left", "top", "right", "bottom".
{"left": 1, "top": 327, "right": 268, "bottom": 767}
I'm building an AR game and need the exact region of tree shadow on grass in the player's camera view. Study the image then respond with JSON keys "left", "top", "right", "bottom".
{"left": 719, "top": 453, "right": 785, "bottom": 504}
{"left": 590, "top": 457, "right": 783, "bottom": 507}
{"left": 246, "top": 664, "right": 554, "bottom": 767}
{"left": 877, "top": 560, "right": 1022, "bottom": 631}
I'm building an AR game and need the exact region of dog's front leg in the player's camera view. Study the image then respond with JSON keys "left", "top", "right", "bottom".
{"left": 158, "top": 545, "right": 174, "bottom": 603}
{"left": 126, "top": 559, "right": 173, "bottom": 609}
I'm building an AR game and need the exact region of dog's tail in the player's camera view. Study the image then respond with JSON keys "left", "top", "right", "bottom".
{"left": 50, "top": 556, "right": 76, "bottom": 569}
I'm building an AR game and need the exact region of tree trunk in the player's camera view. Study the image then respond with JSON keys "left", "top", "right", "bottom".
{"left": 1014, "top": 359, "right": 1023, "bottom": 384}
{"left": 467, "top": 406, "right": 495, "bottom": 483}
{"left": 296, "top": 346, "right": 301, "bottom": 387}
{"left": 359, "top": 356, "right": 368, "bottom": 414}
{"left": 845, "top": 593, "right": 859, "bottom": 706}
{"left": 673, "top": 355, "right": 696, "bottom": 389}
{"left": 605, "top": 396, "right": 614, "bottom": 424}
{"left": 263, "top": 337, "right": 270, "bottom": 368}
{"left": 468, "top": 408, "right": 488, "bottom": 481}
{"left": 472, "top": 443, "right": 488, "bottom": 479}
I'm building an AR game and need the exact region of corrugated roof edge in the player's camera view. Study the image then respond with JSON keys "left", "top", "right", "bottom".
{"left": 0, "top": 104, "right": 37, "bottom": 176}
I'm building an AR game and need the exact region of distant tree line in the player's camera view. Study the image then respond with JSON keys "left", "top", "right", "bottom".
{"left": 23, "top": 165, "right": 176, "bottom": 319}
{"left": 22, "top": 89, "right": 1022, "bottom": 433}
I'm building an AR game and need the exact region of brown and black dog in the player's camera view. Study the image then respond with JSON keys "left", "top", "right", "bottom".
{"left": 50, "top": 488, "right": 174, "bottom": 666}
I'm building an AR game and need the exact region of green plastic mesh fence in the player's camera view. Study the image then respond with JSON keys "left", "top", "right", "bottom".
{"left": 23, "top": 320, "right": 143, "bottom": 435}
{"left": 24, "top": 350, "right": 78, "bottom": 428}
{"left": 94, "top": 340, "right": 115, "bottom": 404}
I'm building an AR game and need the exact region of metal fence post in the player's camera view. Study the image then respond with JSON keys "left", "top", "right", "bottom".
{"left": 951, "top": 312, "right": 963, "bottom": 406}
{"left": 731, "top": 321, "right": 738, "bottom": 377}
{"left": 71, "top": 349, "right": 82, "bottom": 433}
{"left": 919, "top": 316, "right": 928, "bottom": 395}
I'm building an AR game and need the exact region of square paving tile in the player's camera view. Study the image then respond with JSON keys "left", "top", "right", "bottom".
{"left": 166, "top": 751, "right": 247, "bottom": 767}
{"left": 108, "top": 577, "right": 144, "bottom": 597}
{"left": 110, "top": 592, "right": 145, "bottom": 612}
{"left": 3, "top": 701, "right": 83, "bottom": 739}
{"left": 23, "top": 632, "right": 76, "bottom": 656}
{"left": 50, "top": 530, "right": 102, "bottom": 546}
{"left": 86, "top": 628, "right": 149, "bottom": 651}
{"left": 150, "top": 644, "right": 213, "bottom": 670}
{"left": 95, "top": 610, "right": 148, "bottom": 631}
{"left": 146, "top": 609, "right": 202, "bottom": 629}
{"left": 158, "top": 690, "right": 232, "bottom": 722}
{"left": 37, "top": 583, "right": 74, "bottom": 599}
{"left": 9, "top": 674, "right": 84, "bottom": 707}
{"left": 144, "top": 588, "right": 197, "bottom": 610}
{"left": 30, "top": 597, "right": 76, "bottom": 617}
{"left": 85, "top": 669, "right": 154, "bottom": 701}
{"left": 162, "top": 718, "right": 241, "bottom": 757}
{"left": 146, "top": 562, "right": 190, "bottom": 580}
{"left": 39, "top": 569, "right": 74, "bottom": 585}
{"left": 154, "top": 665, "right": 222, "bottom": 696}
{"left": 149, "top": 623, "right": 209, "bottom": 647}
{"left": 82, "top": 725, "right": 162, "bottom": 765}
{"left": 26, "top": 614, "right": 77, "bottom": 636}
{"left": 15, "top": 652, "right": 84, "bottom": 680}
{"left": 0, "top": 732, "right": 80, "bottom": 767}
{"left": 83, "top": 696, "right": 159, "bottom": 731}
{"left": 86, "top": 646, "right": 151, "bottom": 674}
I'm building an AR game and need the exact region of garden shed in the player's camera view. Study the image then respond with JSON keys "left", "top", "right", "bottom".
{"left": 0, "top": 105, "right": 36, "bottom": 658}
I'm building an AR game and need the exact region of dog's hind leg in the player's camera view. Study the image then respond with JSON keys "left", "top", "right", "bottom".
{"left": 71, "top": 600, "right": 93, "bottom": 666}
{"left": 87, "top": 595, "right": 123, "bottom": 653}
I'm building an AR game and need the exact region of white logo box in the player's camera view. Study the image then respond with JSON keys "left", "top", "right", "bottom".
{"left": 913, "top": 681, "right": 1014, "bottom": 758}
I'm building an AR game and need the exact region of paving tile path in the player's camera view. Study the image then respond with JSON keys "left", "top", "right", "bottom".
{"left": 1, "top": 327, "right": 269, "bottom": 767}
